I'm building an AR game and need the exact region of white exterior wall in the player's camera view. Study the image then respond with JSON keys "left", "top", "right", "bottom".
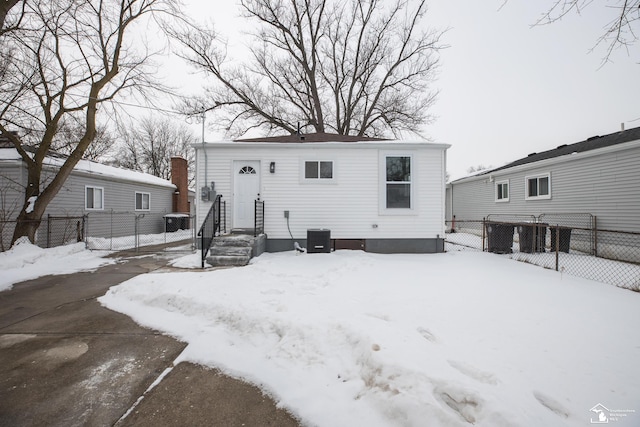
{"left": 195, "top": 142, "right": 448, "bottom": 240}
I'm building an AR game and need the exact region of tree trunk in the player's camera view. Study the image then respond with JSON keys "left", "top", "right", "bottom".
{"left": 11, "top": 210, "right": 42, "bottom": 245}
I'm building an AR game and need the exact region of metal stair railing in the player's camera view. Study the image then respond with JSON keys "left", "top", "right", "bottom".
{"left": 198, "top": 194, "right": 222, "bottom": 268}
{"left": 254, "top": 199, "right": 264, "bottom": 237}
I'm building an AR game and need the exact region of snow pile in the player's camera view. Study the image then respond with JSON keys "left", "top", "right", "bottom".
{"left": 100, "top": 250, "right": 640, "bottom": 427}
{"left": 167, "top": 251, "right": 209, "bottom": 268}
{"left": 0, "top": 238, "right": 114, "bottom": 291}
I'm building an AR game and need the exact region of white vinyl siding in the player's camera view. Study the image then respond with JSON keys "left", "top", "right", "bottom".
{"left": 135, "top": 192, "right": 150, "bottom": 211}
{"left": 85, "top": 186, "right": 104, "bottom": 210}
{"left": 196, "top": 143, "right": 447, "bottom": 240}
{"left": 525, "top": 173, "right": 551, "bottom": 200}
{"left": 495, "top": 180, "right": 509, "bottom": 202}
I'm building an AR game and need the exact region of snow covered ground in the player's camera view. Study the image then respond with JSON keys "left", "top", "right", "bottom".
{"left": 0, "top": 238, "right": 115, "bottom": 292}
{"left": 100, "top": 250, "right": 640, "bottom": 427}
{"left": 446, "top": 232, "right": 640, "bottom": 291}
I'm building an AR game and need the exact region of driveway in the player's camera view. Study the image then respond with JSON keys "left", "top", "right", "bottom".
{"left": 0, "top": 251, "right": 301, "bottom": 427}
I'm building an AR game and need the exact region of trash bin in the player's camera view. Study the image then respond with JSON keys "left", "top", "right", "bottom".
{"left": 307, "top": 229, "right": 331, "bottom": 253}
{"left": 165, "top": 214, "right": 190, "bottom": 232}
{"left": 486, "top": 222, "right": 514, "bottom": 254}
{"left": 165, "top": 216, "right": 179, "bottom": 232}
{"left": 517, "top": 223, "right": 547, "bottom": 253}
{"left": 550, "top": 227, "right": 572, "bottom": 253}
{"left": 178, "top": 215, "right": 190, "bottom": 230}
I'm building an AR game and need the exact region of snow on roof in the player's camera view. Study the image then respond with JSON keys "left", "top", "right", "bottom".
{"left": 0, "top": 148, "right": 175, "bottom": 189}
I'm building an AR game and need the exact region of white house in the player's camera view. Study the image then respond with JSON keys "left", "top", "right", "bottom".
{"left": 195, "top": 133, "right": 450, "bottom": 253}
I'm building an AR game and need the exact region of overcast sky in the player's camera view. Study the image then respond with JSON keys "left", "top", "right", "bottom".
{"left": 174, "top": 0, "right": 639, "bottom": 180}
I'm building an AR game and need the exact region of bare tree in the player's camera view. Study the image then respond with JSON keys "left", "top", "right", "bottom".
{"left": 0, "top": 0, "right": 177, "bottom": 245}
{"left": 113, "top": 116, "right": 197, "bottom": 184}
{"left": 0, "top": 0, "right": 22, "bottom": 35}
{"left": 171, "top": 0, "right": 445, "bottom": 138}
{"left": 505, "top": 0, "right": 640, "bottom": 62}
{"left": 51, "top": 123, "right": 116, "bottom": 162}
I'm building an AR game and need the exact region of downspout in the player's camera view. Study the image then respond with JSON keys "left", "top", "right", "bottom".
{"left": 202, "top": 109, "right": 207, "bottom": 194}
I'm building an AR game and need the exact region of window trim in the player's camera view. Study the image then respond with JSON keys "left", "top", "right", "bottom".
{"left": 495, "top": 179, "right": 509, "bottom": 202}
{"left": 135, "top": 191, "right": 151, "bottom": 211}
{"left": 85, "top": 185, "right": 104, "bottom": 211}
{"left": 379, "top": 152, "right": 416, "bottom": 215}
{"left": 525, "top": 173, "right": 551, "bottom": 200}
{"left": 301, "top": 159, "right": 335, "bottom": 183}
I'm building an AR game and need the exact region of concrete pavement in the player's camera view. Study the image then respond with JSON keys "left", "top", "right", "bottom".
{"left": 0, "top": 251, "right": 301, "bottom": 427}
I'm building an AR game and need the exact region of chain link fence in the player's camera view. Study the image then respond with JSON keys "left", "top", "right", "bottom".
{"left": 445, "top": 214, "right": 640, "bottom": 292}
{"left": 1, "top": 212, "right": 196, "bottom": 253}
{"left": 85, "top": 211, "right": 195, "bottom": 251}
{"left": 1, "top": 216, "right": 86, "bottom": 252}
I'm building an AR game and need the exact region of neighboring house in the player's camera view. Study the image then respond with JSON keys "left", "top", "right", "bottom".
{"left": 446, "top": 126, "right": 640, "bottom": 232}
{"left": 0, "top": 139, "right": 192, "bottom": 249}
{"left": 195, "top": 133, "right": 450, "bottom": 253}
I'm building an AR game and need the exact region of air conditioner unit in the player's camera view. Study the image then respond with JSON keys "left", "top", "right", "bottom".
{"left": 307, "top": 229, "right": 331, "bottom": 253}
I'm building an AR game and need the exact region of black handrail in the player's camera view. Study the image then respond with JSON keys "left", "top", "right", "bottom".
{"left": 254, "top": 199, "right": 264, "bottom": 237}
{"left": 198, "top": 195, "right": 222, "bottom": 268}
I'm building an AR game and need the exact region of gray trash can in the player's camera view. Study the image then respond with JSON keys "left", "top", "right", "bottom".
{"left": 486, "top": 222, "right": 514, "bottom": 254}
{"left": 517, "top": 223, "right": 547, "bottom": 253}
{"left": 165, "top": 214, "right": 189, "bottom": 232}
{"left": 550, "top": 227, "right": 572, "bottom": 253}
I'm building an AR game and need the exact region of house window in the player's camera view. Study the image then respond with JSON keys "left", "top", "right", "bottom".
{"left": 495, "top": 180, "right": 509, "bottom": 202}
{"left": 385, "top": 156, "right": 411, "bottom": 209}
{"left": 304, "top": 161, "right": 333, "bottom": 179}
{"left": 135, "top": 192, "right": 150, "bottom": 211}
{"left": 239, "top": 166, "right": 256, "bottom": 174}
{"left": 85, "top": 186, "right": 104, "bottom": 210}
{"left": 525, "top": 173, "right": 551, "bottom": 200}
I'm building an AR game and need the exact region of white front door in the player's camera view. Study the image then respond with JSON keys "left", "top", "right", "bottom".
{"left": 233, "top": 160, "right": 260, "bottom": 229}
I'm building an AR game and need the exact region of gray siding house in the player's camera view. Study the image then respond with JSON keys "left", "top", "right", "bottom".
{"left": 446, "top": 126, "right": 640, "bottom": 232}
{"left": 0, "top": 144, "right": 189, "bottom": 250}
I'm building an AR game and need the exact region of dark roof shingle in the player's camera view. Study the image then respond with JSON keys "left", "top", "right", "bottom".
{"left": 472, "top": 126, "right": 640, "bottom": 178}
{"left": 233, "top": 132, "right": 391, "bottom": 143}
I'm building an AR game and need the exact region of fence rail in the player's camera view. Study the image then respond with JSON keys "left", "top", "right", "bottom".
{"left": 445, "top": 215, "right": 640, "bottom": 291}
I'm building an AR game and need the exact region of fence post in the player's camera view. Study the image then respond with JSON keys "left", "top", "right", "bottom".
{"left": 83, "top": 215, "right": 88, "bottom": 249}
{"left": 47, "top": 214, "right": 51, "bottom": 248}
{"left": 593, "top": 216, "right": 598, "bottom": 257}
{"left": 110, "top": 209, "right": 113, "bottom": 251}
{"left": 135, "top": 214, "right": 139, "bottom": 252}
{"left": 555, "top": 224, "right": 559, "bottom": 272}
{"left": 482, "top": 217, "right": 486, "bottom": 252}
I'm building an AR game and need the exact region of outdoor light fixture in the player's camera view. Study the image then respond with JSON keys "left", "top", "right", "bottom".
{"left": 270, "top": 162, "right": 276, "bottom": 173}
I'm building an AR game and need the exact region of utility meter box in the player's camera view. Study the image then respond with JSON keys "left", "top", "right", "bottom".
{"left": 200, "top": 182, "right": 216, "bottom": 201}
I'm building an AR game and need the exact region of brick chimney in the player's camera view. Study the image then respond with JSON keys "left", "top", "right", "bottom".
{"left": 171, "top": 157, "right": 189, "bottom": 213}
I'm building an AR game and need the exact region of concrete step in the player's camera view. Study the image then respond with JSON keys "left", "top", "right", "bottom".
{"left": 212, "top": 235, "right": 255, "bottom": 247}
{"left": 209, "top": 246, "right": 252, "bottom": 257}
{"left": 206, "top": 255, "right": 251, "bottom": 267}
